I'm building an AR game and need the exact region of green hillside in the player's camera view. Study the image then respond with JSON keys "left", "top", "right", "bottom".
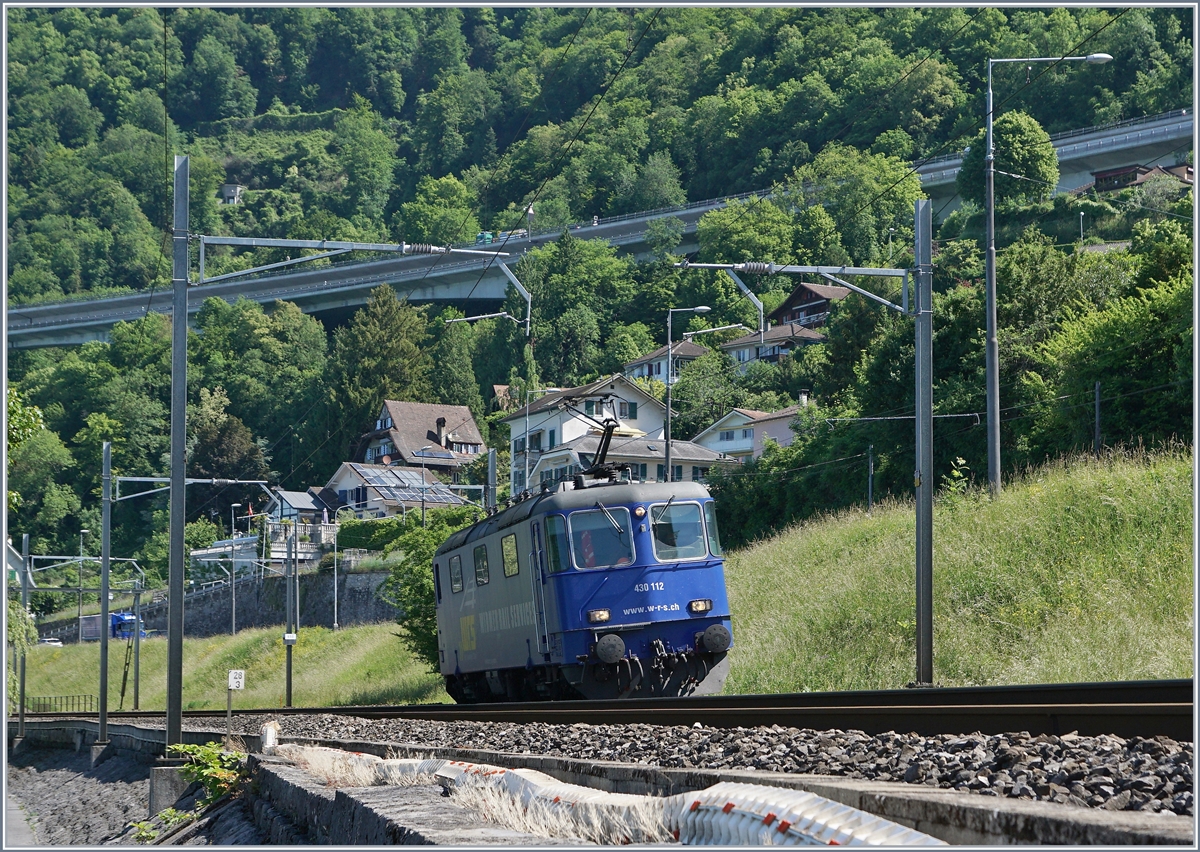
{"left": 723, "top": 447, "right": 1193, "bottom": 693}
{"left": 18, "top": 449, "right": 1191, "bottom": 711}
{"left": 21, "top": 622, "right": 448, "bottom": 712}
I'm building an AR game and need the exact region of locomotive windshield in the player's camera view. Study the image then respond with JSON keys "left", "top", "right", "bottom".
{"left": 650, "top": 502, "right": 708, "bottom": 561}
{"left": 704, "top": 501, "right": 723, "bottom": 556}
{"left": 568, "top": 507, "right": 634, "bottom": 569}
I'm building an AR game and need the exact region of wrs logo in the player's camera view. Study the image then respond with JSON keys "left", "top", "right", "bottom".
{"left": 459, "top": 615, "right": 477, "bottom": 651}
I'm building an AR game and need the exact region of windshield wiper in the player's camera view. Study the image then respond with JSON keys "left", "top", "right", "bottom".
{"left": 652, "top": 495, "right": 675, "bottom": 523}
{"left": 594, "top": 500, "right": 624, "bottom": 536}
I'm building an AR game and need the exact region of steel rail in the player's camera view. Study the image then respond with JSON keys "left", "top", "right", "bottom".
{"left": 16, "top": 680, "right": 1192, "bottom": 741}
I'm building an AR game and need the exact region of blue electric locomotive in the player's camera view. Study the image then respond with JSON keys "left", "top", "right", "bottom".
{"left": 433, "top": 458, "right": 733, "bottom": 702}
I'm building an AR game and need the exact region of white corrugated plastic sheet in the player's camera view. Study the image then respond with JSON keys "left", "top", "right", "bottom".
{"left": 668, "top": 781, "right": 945, "bottom": 846}
{"left": 268, "top": 741, "right": 944, "bottom": 846}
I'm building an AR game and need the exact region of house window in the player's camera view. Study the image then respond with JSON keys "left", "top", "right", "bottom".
{"left": 692, "top": 466, "right": 709, "bottom": 481}
{"left": 742, "top": 428, "right": 753, "bottom": 440}
{"left": 619, "top": 401, "right": 637, "bottom": 420}
{"left": 502, "top": 534, "right": 519, "bottom": 577}
{"left": 528, "top": 431, "right": 542, "bottom": 451}
{"left": 513, "top": 436, "right": 526, "bottom": 454}
{"left": 735, "top": 349, "right": 750, "bottom": 363}
{"left": 548, "top": 428, "right": 556, "bottom": 449}
{"left": 365, "top": 447, "right": 375, "bottom": 461}
{"left": 473, "top": 544, "right": 490, "bottom": 586}
{"left": 585, "top": 400, "right": 595, "bottom": 416}
{"left": 719, "top": 430, "right": 735, "bottom": 442}
{"left": 636, "top": 463, "right": 647, "bottom": 481}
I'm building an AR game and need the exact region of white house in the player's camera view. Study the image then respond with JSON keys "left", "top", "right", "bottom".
{"left": 719, "top": 323, "right": 825, "bottom": 373}
{"left": 503, "top": 374, "right": 741, "bottom": 491}
{"left": 531, "top": 433, "right": 734, "bottom": 487}
{"left": 693, "top": 403, "right": 807, "bottom": 462}
{"left": 501, "top": 374, "right": 667, "bottom": 492}
{"left": 622, "top": 340, "right": 709, "bottom": 382}
{"left": 691, "top": 408, "right": 770, "bottom": 463}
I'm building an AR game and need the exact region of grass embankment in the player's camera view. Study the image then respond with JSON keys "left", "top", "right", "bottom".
{"left": 22, "top": 622, "right": 449, "bottom": 711}
{"left": 723, "top": 448, "right": 1194, "bottom": 694}
{"left": 22, "top": 450, "right": 1192, "bottom": 707}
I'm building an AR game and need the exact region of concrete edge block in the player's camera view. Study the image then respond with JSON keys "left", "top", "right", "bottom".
{"left": 282, "top": 734, "right": 1194, "bottom": 846}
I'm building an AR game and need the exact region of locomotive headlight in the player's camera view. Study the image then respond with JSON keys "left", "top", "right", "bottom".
{"left": 688, "top": 599, "right": 713, "bottom": 614}
{"left": 634, "top": 505, "right": 646, "bottom": 518}
{"left": 587, "top": 608, "right": 611, "bottom": 624}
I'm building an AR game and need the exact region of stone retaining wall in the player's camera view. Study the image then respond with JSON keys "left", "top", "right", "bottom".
{"left": 40, "top": 571, "right": 398, "bottom": 641}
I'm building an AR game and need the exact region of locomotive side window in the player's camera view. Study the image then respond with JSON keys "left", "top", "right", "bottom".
{"left": 449, "top": 555, "right": 463, "bottom": 593}
{"left": 650, "top": 502, "right": 708, "bottom": 561}
{"left": 703, "top": 501, "right": 723, "bottom": 556}
{"left": 434, "top": 562, "right": 442, "bottom": 602}
{"left": 544, "top": 515, "right": 570, "bottom": 573}
{"left": 474, "top": 544, "right": 490, "bottom": 585}
{"left": 501, "top": 534, "right": 519, "bottom": 577}
{"left": 568, "top": 508, "right": 634, "bottom": 569}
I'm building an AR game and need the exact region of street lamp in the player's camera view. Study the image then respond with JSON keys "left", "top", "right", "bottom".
{"left": 984, "top": 51, "right": 1111, "bottom": 495}
{"left": 230, "top": 503, "right": 242, "bottom": 537}
{"left": 665, "top": 305, "right": 711, "bottom": 481}
{"left": 417, "top": 446, "right": 431, "bottom": 528}
{"left": 77, "top": 528, "right": 89, "bottom": 643}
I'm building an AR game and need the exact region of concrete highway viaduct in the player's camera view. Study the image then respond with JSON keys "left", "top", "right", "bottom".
{"left": 7, "top": 109, "right": 1190, "bottom": 350}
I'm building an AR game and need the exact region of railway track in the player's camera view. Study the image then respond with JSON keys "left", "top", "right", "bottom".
{"left": 18, "top": 679, "right": 1193, "bottom": 741}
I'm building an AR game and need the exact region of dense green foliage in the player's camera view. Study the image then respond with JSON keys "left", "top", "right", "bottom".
{"left": 378, "top": 506, "right": 480, "bottom": 670}
{"left": 710, "top": 221, "right": 1192, "bottom": 548}
{"left": 8, "top": 7, "right": 1191, "bottom": 301}
{"left": 5, "top": 7, "right": 1192, "bottom": 578}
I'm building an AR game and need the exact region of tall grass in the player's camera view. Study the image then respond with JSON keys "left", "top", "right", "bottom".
{"left": 723, "top": 448, "right": 1194, "bottom": 693}
{"left": 21, "top": 622, "right": 450, "bottom": 711}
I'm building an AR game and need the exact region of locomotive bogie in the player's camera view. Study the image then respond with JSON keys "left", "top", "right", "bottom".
{"left": 434, "top": 480, "right": 734, "bottom": 703}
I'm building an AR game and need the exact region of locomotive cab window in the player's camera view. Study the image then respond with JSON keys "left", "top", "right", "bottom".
{"left": 650, "top": 502, "right": 708, "bottom": 561}
{"left": 449, "top": 555, "right": 463, "bottom": 593}
{"left": 703, "top": 501, "right": 723, "bottom": 557}
{"left": 434, "top": 562, "right": 442, "bottom": 602}
{"left": 544, "top": 515, "right": 570, "bottom": 573}
{"left": 501, "top": 534, "right": 519, "bottom": 577}
{"left": 474, "top": 544, "right": 490, "bottom": 585}
{"left": 568, "top": 507, "right": 634, "bottom": 569}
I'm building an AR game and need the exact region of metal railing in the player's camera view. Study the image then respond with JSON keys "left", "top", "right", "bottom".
{"left": 26, "top": 694, "right": 97, "bottom": 713}
{"left": 917, "top": 108, "right": 1191, "bottom": 168}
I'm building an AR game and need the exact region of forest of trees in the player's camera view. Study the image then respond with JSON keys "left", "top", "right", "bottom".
{"left": 5, "top": 7, "right": 1193, "bottom": 593}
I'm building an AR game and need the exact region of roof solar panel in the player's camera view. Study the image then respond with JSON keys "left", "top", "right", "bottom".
{"left": 350, "top": 464, "right": 465, "bottom": 506}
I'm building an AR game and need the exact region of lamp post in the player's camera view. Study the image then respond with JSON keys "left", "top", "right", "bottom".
{"left": 1080, "top": 211, "right": 1085, "bottom": 242}
{"left": 417, "top": 446, "right": 431, "bottom": 528}
{"left": 230, "top": 503, "right": 242, "bottom": 538}
{"left": 665, "top": 305, "right": 711, "bottom": 481}
{"left": 984, "top": 52, "right": 1111, "bottom": 495}
{"left": 77, "top": 528, "right": 89, "bottom": 643}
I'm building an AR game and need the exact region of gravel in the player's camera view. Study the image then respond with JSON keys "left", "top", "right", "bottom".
{"left": 213, "top": 714, "right": 1194, "bottom": 817}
